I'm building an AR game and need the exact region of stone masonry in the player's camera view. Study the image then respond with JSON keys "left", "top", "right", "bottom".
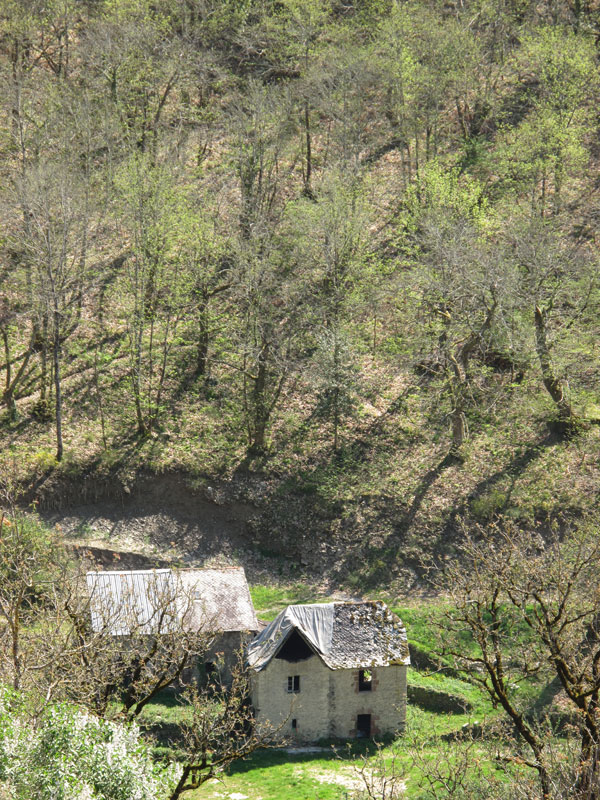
{"left": 251, "top": 655, "right": 407, "bottom": 742}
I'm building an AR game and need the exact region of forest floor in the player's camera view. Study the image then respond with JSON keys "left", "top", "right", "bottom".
{"left": 6, "top": 333, "right": 599, "bottom": 598}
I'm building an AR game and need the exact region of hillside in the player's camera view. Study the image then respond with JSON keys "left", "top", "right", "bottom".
{"left": 1, "top": 0, "right": 600, "bottom": 590}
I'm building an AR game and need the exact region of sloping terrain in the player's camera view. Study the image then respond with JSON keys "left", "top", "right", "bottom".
{"left": 1, "top": 0, "right": 599, "bottom": 593}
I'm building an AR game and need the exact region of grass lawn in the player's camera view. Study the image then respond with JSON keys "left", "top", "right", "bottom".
{"left": 139, "top": 690, "right": 194, "bottom": 727}
{"left": 197, "top": 748, "right": 360, "bottom": 800}
{"left": 184, "top": 705, "right": 497, "bottom": 800}
{"left": 250, "top": 584, "right": 336, "bottom": 621}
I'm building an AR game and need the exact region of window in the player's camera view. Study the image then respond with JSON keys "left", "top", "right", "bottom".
{"left": 287, "top": 675, "right": 300, "bottom": 693}
{"left": 291, "top": 719, "right": 297, "bottom": 729}
{"left": 358, "top": 669, "right": 372, "bottom": 691}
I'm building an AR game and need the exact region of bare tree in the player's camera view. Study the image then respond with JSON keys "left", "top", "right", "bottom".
{"left": 352, "top": 739, "right": 408, "bottom": 800}
{"left": 0, "top": 508, "right": 57, "bottom": 695}
{"left": 228, "top": 80, "right": 293, "bottom": 242}
{"left": 0, "top": 503, "right": 208, "bottom": 721}
{"left": 412, "top": 212, "right": 513, "bottom": 454}
{"left": 432, "top": 519, "right": 600, "bottom": 799}
{"left": 0, "top": 269, "right": 36, "bottom": 421}
{"left": 16, "top": 162, "right": 94, "bottom": 460}
{"left": 114, "top": 155, "right": 185, "bottom": 435}
{"left": 169, "top": 662, "right": 280, "bottom": 800}
{"left": 171, "top": 196, "right": 233, "bottom": 380}
{"left": 350, "top": 718, "right": 506, "bottom": 800}
{"left": 57, "top": 567, "right": 215, "bottom": 721}
{"left": 238, "top": 248, "right": 301, "bottom": 455}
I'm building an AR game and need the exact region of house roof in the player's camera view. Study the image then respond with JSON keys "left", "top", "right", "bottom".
{"left": 86, "top": 567, "right": 258, "bottom": 636}
{"left": 247, "top": 601, "right": 410, "bottom": 671}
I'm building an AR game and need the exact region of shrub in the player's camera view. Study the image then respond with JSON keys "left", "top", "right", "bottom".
{"left": 0, "top": 690, "right": 180, "bottom": 800}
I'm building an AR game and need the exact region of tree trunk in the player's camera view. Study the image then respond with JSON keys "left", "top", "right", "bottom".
{"left": 303, "top": 97, "right": 313, "bottom": 198}
{"left": 170, "top": 765, "right": 192, "bottom": 800}
{"left": 39, "top": 318, "right": 49, "bottom": 409}
{"left": 447, "top": 297, "right": 497, "bottom": 454}
{"left": 534, "top": 305, "right": 574, "bottom": 420}
{"left": 577, "top": 735, "right": 600, "bottom": 799}
{"left": 53, "top": 309, "right": 63, "bottom": 462}
{"left": 132, "top": 323, "right": 147, "bottom": 435}
{"left": 11, "top": 615, "right": 21, "bottom": 691}
{"left": 3, "top": 388, "right": 17, "bottom": 421}
{"left": 249, "top": 341, "right": 269, "bottom": 455}
{"left": 332, "top": 336, "right": 341, "bottom": 451}
{"left": 1, "top": 328, "right": 17, "bottom": 421}
{"left": 196, "top": 293, "right": 209, "bottom": 377}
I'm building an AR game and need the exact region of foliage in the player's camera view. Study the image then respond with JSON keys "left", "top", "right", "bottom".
{"left": 0, "top": 689, "right": 180, "bottom": 800}
{"left": 1, "top": 0, "right": 597, "bottom": 470}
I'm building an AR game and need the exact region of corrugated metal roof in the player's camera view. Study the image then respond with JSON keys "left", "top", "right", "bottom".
{"left": 86, "top": 567, "right": 258, "bottom": 636}
{"left": 86, "top": 569, "right": 179, "bottom": 636}
{"left": 247, "top": 601, "right": 410, "bottom": 671}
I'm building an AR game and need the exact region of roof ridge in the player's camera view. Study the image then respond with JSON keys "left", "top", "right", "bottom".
{"left": 86, "top": 568, "right": 172, "bottom": 576}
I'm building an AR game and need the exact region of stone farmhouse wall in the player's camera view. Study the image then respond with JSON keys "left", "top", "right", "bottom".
{"left": 251, "top": 654, "right": 407, "bottom": 742}
{"left": 206, "top": 630, "right": 252, "bottom": 686}
{"left": 183, "top": 630, "right": 255, "bottom": 688}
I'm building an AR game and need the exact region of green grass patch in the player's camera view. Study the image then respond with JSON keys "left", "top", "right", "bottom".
{"left": 137, "top": 689, "right": 193, "bottom": 726}
{"left": 391, "top": 602, "right": 451, "bottom": 655}
{"left": 222, "top": 749, "right": 351, "bottom": 800}
{"left": 408, "top": 669, "right": 494, "bottom": 718}
{"left": 250, "top": 584, "right": 332, "bottom": 621}
{"left": 186, "top": 706, "right": 495, "bottom": 800}
{"left": 189, "top": 741, "right": 376, "bottom": 800}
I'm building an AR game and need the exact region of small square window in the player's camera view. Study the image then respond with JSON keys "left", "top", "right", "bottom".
{"left": 287, "top": 675, "right": 300, "bottom": 693}
{"left": 358, "top": 669, "right": 372, "bottom": 692}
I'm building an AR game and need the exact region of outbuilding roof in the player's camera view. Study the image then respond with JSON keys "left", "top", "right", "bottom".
{"left": 86, "top": 567, "right": 258, "bottom": 636}
{"left": 247, "top": 601, "right": 410, "bottom": 671}
{"left": 180, "top": 567, "right": 259, "bottom": 633}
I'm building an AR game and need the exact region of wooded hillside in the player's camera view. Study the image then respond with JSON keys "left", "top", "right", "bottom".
{"left": 1, "top": 0, "right": 599, "bottom": 585}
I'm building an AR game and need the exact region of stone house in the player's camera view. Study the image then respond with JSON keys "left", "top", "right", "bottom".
{"left": 86, "top": 566, "right": 259, "bottom": 686}
{"left": 247, "top": 601, "right": 409, "bottom": 742}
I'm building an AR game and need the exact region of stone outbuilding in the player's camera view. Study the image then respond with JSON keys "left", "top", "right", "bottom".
{"left": 86, "top": 566, "right": 259, "bottom": 686}
{"left": 247, "top": 601, "right": 409, "bottom": 742}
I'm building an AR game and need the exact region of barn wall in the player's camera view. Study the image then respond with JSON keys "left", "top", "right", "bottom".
{"left": 183, "top": 631, "right": 257, "bottom": 688}
{"left": 205, "top": 630, "right": 258, "bottom": 686}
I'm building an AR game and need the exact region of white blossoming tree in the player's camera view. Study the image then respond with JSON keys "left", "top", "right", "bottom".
{"left": 0, "top": 690, "right": 181, "bottom": 800}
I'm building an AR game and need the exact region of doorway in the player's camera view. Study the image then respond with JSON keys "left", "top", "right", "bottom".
{"left": 356, "top": 714, "right": 371, "bottom": 738}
